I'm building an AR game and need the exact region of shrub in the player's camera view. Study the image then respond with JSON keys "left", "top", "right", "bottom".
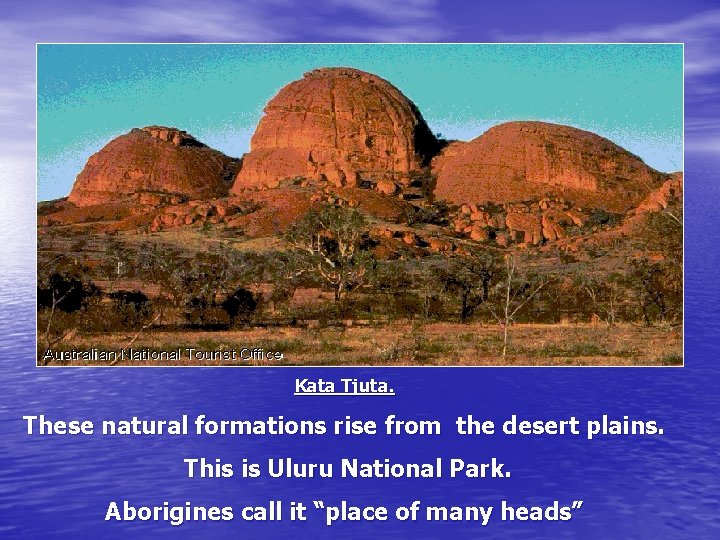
{"left": 587, "top": 208, "right": 620, "bottom": 228}
{"left": 184, "top": 297, "right": 230, "bottom": 329}
{"left": 38, "top": 273, "right": 99, "bottom": 313}
{"left": 221, "top": 288, "right": 258, "bottom": 325}
{"left": 108, "top": 290, "right": 152, "bottom": 328}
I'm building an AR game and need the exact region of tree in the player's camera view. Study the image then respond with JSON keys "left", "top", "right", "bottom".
{"left": 579, "top": 274, "right": 623, "bottom": 327}
{"left": 641, "top": 197, "right": 682, "bottom": 267}
{"left": 285, "top": 205, "right": 373, "bottom": 303}
{"left": 178, "top": 251, "right": 246, "bottom": 327}
{"left": 437, "top": 250, "right": 499, "bottom": 322}
{"left": 37, "top": 255, "right": 99, "bottom": 361}
{"left": 373, "top": 261, "right": 424, "bottom": 320}
{"left": 490, "top": 254, "right": 553, "bottom": 358}
{"left": 221, "top": 287, "right": 258, "bottom": 325}
{"left": 108, "top": 290, "right": 152, "bottom": 329}
{"left": 629, "top": 258, "right": 680, "bottom": 325}
{"left": 262, "top": 250, "right": 309, "bottom": 314}
{"left": 220, "top": 249, "right": 268, "bottom": 295}
{"left": 134, "top": 243, "right": 188, "bottom": 310}
{"left": 96, "top": 238, "right": 130, "bottom": 293}
{"left": 631, "top": 196, "right": 683, "bottom": 326}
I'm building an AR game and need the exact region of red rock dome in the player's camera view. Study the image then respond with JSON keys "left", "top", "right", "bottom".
{"left": 232, "top": 67, "right": 440, "bottom": 192}
{"left": 432, "top": 121, "right": 667, "bottom": 212}
{"left": 68, "top": 126, "right": 239, "bottom": 206}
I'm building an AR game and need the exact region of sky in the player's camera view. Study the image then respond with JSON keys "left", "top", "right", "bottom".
{"left": 37, "top": 43, "right": 682, "bottom": 201}
{"left": 0, "top": 1, "right": 718, "bottom": 200}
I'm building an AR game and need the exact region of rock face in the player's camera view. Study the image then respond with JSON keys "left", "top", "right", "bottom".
{"left": 433, "top": 121, "right": 667, "bottom": 212}
{"left": 633, "top": 172, "right": 683, "bottom": 214}
{"left": 232, "top": 67, "right": 440, "bottom": 192}
{"left": 68, "top": 126, "right": 239, "bottom": 206}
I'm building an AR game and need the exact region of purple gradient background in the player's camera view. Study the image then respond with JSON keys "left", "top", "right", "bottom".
{"left": 1, "top": 2, "right": 719, "bottom": 538}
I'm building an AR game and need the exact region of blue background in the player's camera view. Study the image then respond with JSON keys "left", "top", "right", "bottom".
{"left": 2, "top": 1, "right": 720, "bottom": 538}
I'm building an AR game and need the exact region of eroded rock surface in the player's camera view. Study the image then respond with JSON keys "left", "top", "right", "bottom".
{"left": 433, "top": 121, "right": 667, "bottom": 212}
{"left": 633, "top": 172, "right": 683, "bottom": 214}
{"left": 68, "top": 126, "right": 239, "bottom": 206}
{"left": 232, "top": 67, "right": 440, "bottom": 192}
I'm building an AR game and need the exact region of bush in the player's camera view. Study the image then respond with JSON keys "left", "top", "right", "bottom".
{"left": 108, "top": 290, "right": 152, "bottom": 328}
{"left": 184, "top": 297, "right": 230, "bottom": 329}
{"left": 38, "top": 273, "right": 99, "bottom": 313}
{"left": 587, "top": 209, "right": 620, "bottom": 228}
{"left": 221, "top": 288, "right": 258, "bottom": 325}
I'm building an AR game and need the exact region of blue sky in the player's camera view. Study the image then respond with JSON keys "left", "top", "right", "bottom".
{"left": 0, "top": 1, "right": 718, "bottom": 200}
{"left": 37, "top": 43, "right": 682, "bottom": 201}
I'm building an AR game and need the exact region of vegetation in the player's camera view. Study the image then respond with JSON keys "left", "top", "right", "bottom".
{"left": 284, "top": 205, "right": 373, "bottom": 303}
{"left": 37, "top": 197, "right": 682, "bottom": 365}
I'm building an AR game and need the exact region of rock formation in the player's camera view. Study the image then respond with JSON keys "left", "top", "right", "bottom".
{"left": 433, "top": 121, "right": 668, "bottom": 212}
{"left": 232, "top": 67, "right": 440, "bottom": 193}
{"left": 53, "top": 69, "right": 680, "bottom": 255}
{"left": 68, "top": 126, "right": 239, "bottom": 206}
{"left": 632, "top": 172, "right": 683, "bottom": 215}
{"left": 449, "top": 197, "right": 590, "bottom": 247}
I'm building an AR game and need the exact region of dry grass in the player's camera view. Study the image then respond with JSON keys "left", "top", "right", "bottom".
{"left": 41, "top": 323, "right": 682, "bottom": 367}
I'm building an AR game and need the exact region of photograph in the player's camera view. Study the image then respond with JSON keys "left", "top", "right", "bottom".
{"left": 36, "top": 43, "right": 683, "bottom": 366}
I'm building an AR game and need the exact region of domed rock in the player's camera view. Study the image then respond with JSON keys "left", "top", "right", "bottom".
{"left": 232, "top": 67, "right": 440, "bottom": 193}
{"left": 68, "top": 126, "right": 239, "bottom": 206}
{"left": 432, "top": 121, "right": 668, "bottom": 212}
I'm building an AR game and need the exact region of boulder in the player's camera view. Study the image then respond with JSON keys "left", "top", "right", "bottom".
{"left": 565, "top": 209, "right": 586, "bottom": 227}
{"left": 373, "top": 227, "right": 395, "bottom": 239}
{"left": 137, "top": 192, "right": 167, "bottom": 206}
{"left": 489, "top": 213, "right": 506, "bottom": 229}
{"left": 376, "top": 180, "right": 399, "bottom": 196}
{"left": 541, "top": 209, "right": 570, "bottom": 242}
{"left": 505, "top": 211, "right": 543, "bottom": 245}
{"left": 454, "top": 219, "right": 470, "bottom": 233}
{"left": 402, "top": 231, "right": 419, "bottom": 246}
{"left": 470, "top": 226, "right": 489, "bottom": 242}
{"left": 427, "top": 237, "right": 454, "bottom": 252}
{"left": 495, "top": 232, "right": 510, "bottom": 248}
{"left": 469, "top": 211, "right": 488, "bottom": 225}
{"left": 215, "top": 202, "right": 228, "bottom": 217}
{"left": 194, "top": 203, "right": 213, "bottom": 218}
